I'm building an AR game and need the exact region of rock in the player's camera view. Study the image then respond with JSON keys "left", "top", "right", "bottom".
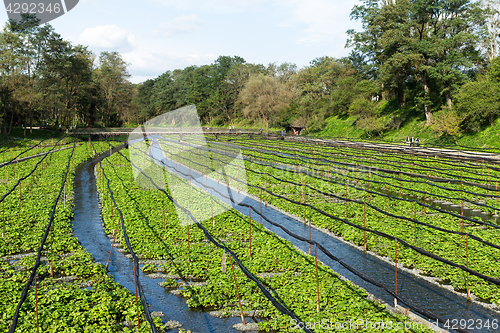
{"left": 233, "top": 322, "right": 260, "bottom": 331}
{"left": 122, "top": 321, "right": 135, "bottom": 328}
{"left": 178, "top": 281, "right": 207, "bottom": 287}
{"left": 160, "top": 274, "right": 200, "bottom": 280}
{"left": 2, "top": 252, "right": 37, "bottom": 261}
{"left": 208, "top": 310, "right": 261, "bottom": 318}
{"left": 78, "top": 281, "right": 93, "bottom": 288}
{"left": 255, "top": 272, "right": 301, "bottom": 278}
{"left": 146, "top": 273, "right": 167, "bottom": 279}
{"left": 150, "top": 311, "right": 165, "bottom": 317}
{"left": 170, "top": 289, "right": 182, "bottom": 295}
{"left": 164, "top": 320, "right": 182, "bottom": 329}
{"left": 139, "top": 259, "right": 169, "bottom": 265}
{"left": 58, "top": 276, "right": 79, "bottom": 282}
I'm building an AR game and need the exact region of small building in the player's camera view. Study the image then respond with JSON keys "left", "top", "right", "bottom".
{"left": 285, "top": 120, "right": 306, "bottom": 136}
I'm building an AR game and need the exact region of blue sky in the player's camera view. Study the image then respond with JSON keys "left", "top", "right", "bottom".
{"left": 1, "top": 0, "right": 362, "bottom": 83}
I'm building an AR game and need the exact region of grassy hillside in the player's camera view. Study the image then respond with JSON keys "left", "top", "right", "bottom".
{"left": 316, "top": 112, "right": 500, "bottom": 149}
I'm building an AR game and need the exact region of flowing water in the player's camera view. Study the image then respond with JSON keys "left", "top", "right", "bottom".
{"left": 72, "top": 159, "right": 255, "bottom": 333}
{"left": 71, "top": 143, "right": 500, "bottom": 333}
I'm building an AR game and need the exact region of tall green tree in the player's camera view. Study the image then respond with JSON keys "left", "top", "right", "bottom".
{"left": 292, "top": 57, "right": 358, "bottom": 131}
{"left": 348, "top": 0, "right": 485, "bottom": 125}
{"left": 94, "top": 51, "right": 131, "bottom": 126}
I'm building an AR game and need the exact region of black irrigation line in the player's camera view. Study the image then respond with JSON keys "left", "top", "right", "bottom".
{"left": 326, "top": 142, "right": 500, "bottom": 172}
{"left": 310, "top": 135, "right": 500, "bottom": 153}
{"left": 199, "top": 136, "right": 494, "bottom": 191}
{"left": 106, "top": 138, "right": 316, "bottom": 333}
{"left": 8, "top": 139, "right": 76, "bottom": 333}
{"left": 181, "top": 135, "right": 494, "bottom": 187}
{"left": 229, "top": 138, "right": 500, "bottom": 186}
{"left": 0, "top": 137, "right": 33, "bottom": 155}
{"left": 154, "top": 139, "right": 500, "bottom": 256}
{"left": 0, "top": 136, "right": 67, "bottom": 204}
{"left": 287, "top": 135, "right": 500, "bottom": 158}
{"left": 127, "top": 137, "right": 468, "bottom": 333}
{"left": 0, "top": 138, "right": 49, "bottom": 168}
{"left": 226, "top": 136, "right": 500, "bottom": 187}
{"left": 226, "top": 135, "right": 498, "bottom": 169}
{"left": 264, "top": 170, "right": 500, "bottom": 250}
{"left": 314, "top": 143, "right": 500, "bottom": 179}
{"left": 253, "top": 175, "right": 500, "bottom": 286}
{"left": 158, "top": 137, "right": 500, "bottom": 229}
{"left": 147, "top": 139, "right": 500, "bottom": 287}
{"left": 235, "top": 138, "right": 500, "bottom": 178}
{"left": 91, "top": 141, "right": 158, "bottom": 333}
{"left": 222, "top": 139, "right": 500, "bottom": 198}
{"left": 238, "top": 148, "right": 500, "bottom": 215}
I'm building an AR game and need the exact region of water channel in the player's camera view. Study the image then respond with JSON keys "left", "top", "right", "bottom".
{"left": 71, "top": 143, "right": 500, "bottom": 333}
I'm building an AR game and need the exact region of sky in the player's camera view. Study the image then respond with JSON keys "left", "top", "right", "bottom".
{"left": 0, "top": 0, "right": 362, "bottom": 84}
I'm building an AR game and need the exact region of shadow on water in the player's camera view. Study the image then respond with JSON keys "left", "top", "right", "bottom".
{"left": 71, "top": 159, "right": 252, "bottom": 333}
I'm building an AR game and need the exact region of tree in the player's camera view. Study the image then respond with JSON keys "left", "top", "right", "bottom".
{"left": 431, "top": 107, "right": 465, "bottom": 143}
{"left": 348, "top": 0, "right": 486, "bottom": 125}
{"left": 0, "top": 22, "right": 23, "bottom": 134}
{"left": 292, "top": 57, "right": 358, "bottom": 131}
{"left": 455, "top": 57, "right": 500, "bottom": 131}
{"left": 205, "top": 62, "right": 266, "bottom": 124}
{"left": 94, "top": 51, "right": 131, "bottom": 126}
{"left": 238, "top": 74, "right": 297, "bottom": 134}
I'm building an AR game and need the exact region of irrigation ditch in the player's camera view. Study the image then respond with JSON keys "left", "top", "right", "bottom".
{"left": 48, "top": 134, "right": 500, "bottom": 333}
{"left": 143, "top": 138, "right": 500, "bottom": 333}
{"left": 72, "top": 145, "right": 261, "bottom": 332}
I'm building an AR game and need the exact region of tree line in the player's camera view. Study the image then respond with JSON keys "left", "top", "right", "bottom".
{"left": 137, "top": 0, "right": 500, "bottom": 137}
{"left": 0, "top": 14, "right": 134, "bottom": 135}
{"left": 3, "top": 0, "right": 500, "bottom": 138}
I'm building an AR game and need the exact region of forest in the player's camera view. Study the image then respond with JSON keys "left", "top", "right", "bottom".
{"left": 2, "top": 0, "right": 500, "bottom": 139}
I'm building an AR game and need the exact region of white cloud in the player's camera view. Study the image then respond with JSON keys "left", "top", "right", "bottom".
{"left": 289, "top": 0, "right": 359, "bottom": 46}
{"left": 79, "top": 25, "right": 137, "bottom": 52}
{"left": 155, "top": 14, "right": 203, "bottom": 37}
{"left": 123, "top": 50, "right": 217, "bottom": 83}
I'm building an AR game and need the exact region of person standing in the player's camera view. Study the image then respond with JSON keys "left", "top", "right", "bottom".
{"left": 406, "top": 136, "right": 410, "bottom": 147}
{"left": 415, "top": 137, "right": 420, "bottom": 147}
{"left": 411, "top": 136, "right": 414, "bottom": 147}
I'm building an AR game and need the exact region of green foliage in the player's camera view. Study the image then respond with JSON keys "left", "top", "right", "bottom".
{"left": 225, "top": 137, "right": 500, "bottom": 309}
{"left": 348, "top": 0, "right": 486, "bottom": 122}
{"left": 455, "top": 57, "right": 500, "bottom": 131}
{"left": 0, "top": 141, "right": 162, "bottom": 332}
{"left": 430, "top": 107, "right": 465, "bottom": 142}
{"left": 95, "top": 148, "right": 429, "bottom": 332}
{"left": 0, "top": 15, "right": 136, "bottom": 132}
{"left": 238, "top": 74, "right": 297, "bottom": 134}
{"left": 455, "top": 79, "right": 500, "bottom": 131}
